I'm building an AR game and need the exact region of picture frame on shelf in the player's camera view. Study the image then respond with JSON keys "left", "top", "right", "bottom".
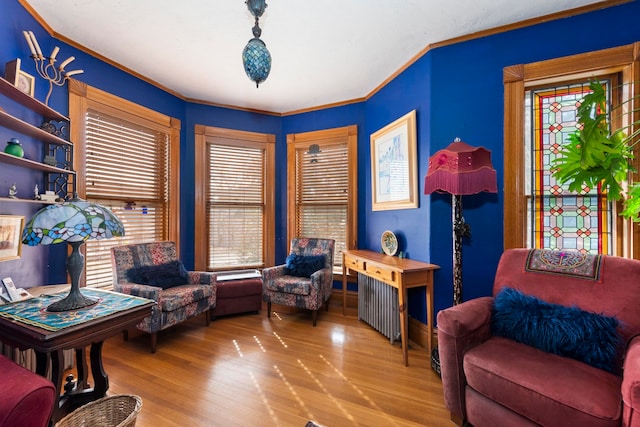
{"left": 370, "top": 109, "right": 418, "bottom": 211}
{"left": 0, "top": 215, "right": 24, "bottom": 262}
{"left": 4, "top": 58, "right": 35, "bottom": 97}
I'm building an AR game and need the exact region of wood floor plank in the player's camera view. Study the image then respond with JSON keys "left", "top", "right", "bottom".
{"left": 97, "top": 305, "right": 450, "bottom": 427}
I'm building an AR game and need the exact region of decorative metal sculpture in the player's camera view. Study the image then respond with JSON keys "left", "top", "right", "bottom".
{"left": 23, "top": 30, "right": 84, "bottom": 105}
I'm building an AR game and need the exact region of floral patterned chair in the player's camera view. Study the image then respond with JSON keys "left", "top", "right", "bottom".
{"left": 111, "top": 241, "right": 216, "bottom": 353}
{"left": 262, "top": 238, "right": 335, "bottom": 326}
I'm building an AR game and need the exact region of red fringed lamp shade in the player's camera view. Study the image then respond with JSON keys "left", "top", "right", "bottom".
{"left": 424, "top": 138, "right": 497, "bottom": 195}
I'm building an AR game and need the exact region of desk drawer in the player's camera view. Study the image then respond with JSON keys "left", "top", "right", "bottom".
{"left": 365, "top": 264, "right": 395, "bottom": 283}
{"left": 344, "top": 254, "right": 366, "bottom": 272}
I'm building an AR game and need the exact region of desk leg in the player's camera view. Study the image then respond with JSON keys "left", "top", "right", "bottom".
{"left": 48, "top": 350, "right": 66, "bottom": 424}
{"left": 399, "top": 287, "right": 409, "bottom": 367}
{"left": 35, "top": 350, "right": 48, "bottom": 378}
{"left": 426, "top": 270, "right": 434, "bottom": 353}
{"left": 342, "top": 266, "right": 347, "bottom": 316}
{"left": 75, "top": 347, "right": 88, "bottom": 388}
{"left": 90, "top": 341, "right": 109, "bottom": 397}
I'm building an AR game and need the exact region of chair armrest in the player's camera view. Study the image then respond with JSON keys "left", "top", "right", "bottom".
{"left": 187, "top": 270, "right": 217, "bottom": 285}
{"left": 437, "top": 296, "right": 494, "bottom": 423}
{"left": 622, "top": 335, "right": 640, "bottom": 426}
{"left": 262, "top": 265, "right": 287, "bottom": 281}
{"left": 310, "top": 267, "right": 331, "bottom": 285}
{"left": 113, "top": 282, "right": 161, "bottom": 301}
{"left": 437, "top": 296, "right": 494, "bottom": 338}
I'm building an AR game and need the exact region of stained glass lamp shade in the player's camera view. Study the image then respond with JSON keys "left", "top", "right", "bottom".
{"left": 22, "top": 196, "right": 125, "bottom": 312}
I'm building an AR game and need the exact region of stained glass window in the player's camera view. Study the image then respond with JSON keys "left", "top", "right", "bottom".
{"left": 526, "top": 82, "right": 612, "bottom": 254}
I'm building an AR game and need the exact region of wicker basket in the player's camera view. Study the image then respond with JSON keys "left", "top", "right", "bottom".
{"left": 54, "top": 394, "right": 142, "bottom": 427}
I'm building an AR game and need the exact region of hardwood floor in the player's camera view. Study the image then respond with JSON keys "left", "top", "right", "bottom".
{"left": 98, "top": 304, "right": 451, "bottom": 427}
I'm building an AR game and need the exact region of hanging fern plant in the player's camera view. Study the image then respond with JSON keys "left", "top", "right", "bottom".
{"left": 552, "top": 80, "right": 640, "bottom": 221}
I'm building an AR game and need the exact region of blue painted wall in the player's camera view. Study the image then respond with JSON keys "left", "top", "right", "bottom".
{"left": 2, "top": 0, "right": 640, "bottom": 328}
{"left": 424, "top": 2, "right": 640, "bottom": 321}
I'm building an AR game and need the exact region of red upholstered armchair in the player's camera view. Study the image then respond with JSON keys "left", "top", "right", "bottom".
{"left": 0, "top": 354, "right": 55, "bottom": 427}
{"left": 262, "top": 237, "right": 335, "bottom": 326}
{"left": 437, "top": 248, "right": 640, "bottom": 427}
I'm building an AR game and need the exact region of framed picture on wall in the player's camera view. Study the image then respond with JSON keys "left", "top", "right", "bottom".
{"left": 4, "top": 59, "right": 35, "bottom": 97}
{"left": 370, "top": 109, "right": 418, "bottom": 211}
{"left": 0, "top": 215, "right": 24, "bottom": 262}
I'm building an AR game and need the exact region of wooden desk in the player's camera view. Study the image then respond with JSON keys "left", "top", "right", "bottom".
{"left": 342, "top": 249, "right": 439, "bottom": 366}
{"left": 0, "top": 288, "right": 153, "bottom": 424}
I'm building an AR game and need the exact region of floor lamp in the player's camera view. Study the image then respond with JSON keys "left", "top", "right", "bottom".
{"left": 424, "top": 137, "right": 497, "bottom": 373}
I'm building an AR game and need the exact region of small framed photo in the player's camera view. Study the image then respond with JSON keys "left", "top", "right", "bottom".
{"left": 0, "top": 215, "right": 24, "bottom": 262}
{"left": 5, "top": 58, "right": 35, "bottom": 97}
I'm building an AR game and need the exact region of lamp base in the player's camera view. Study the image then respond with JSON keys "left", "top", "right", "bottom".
{"left": 431, "top": 346, "right": 441, "bottom": 377}
{"left": 46, "top": 291, "right": 98, "bottom": 312}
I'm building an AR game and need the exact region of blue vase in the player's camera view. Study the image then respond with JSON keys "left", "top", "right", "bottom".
{"left": 4, "top": 138, "right": 24, "bottom": 158}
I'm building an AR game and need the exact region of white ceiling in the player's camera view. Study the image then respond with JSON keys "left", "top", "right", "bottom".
{"left": 25, "top": 0, "right": 606, "bottom": 114}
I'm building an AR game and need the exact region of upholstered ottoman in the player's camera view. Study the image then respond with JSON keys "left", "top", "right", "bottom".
{"left": 212, "top": 277, "right": 263, "bottom": 318}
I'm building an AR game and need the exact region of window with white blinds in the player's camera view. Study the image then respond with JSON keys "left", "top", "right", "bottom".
{"left": 287, "top": 126, "right": 358, "bottom": 270}
{"left": 295, "top": 144, "right": 348, "bottom": 256}
{"left": 69, "top": 81, "right": 178, "bottom": 288}
{"left": 83, "top": 110, "right": 169, "bottom": 286}
{"left": 207, "top": 143, "right": 265, "bottom": 269}
{"left": 194, "top": 126, "right": 275, "bottom": 271}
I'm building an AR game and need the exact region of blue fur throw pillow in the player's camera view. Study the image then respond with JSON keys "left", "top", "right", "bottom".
{"left": 284, "top": 254, "right": 326, "bottom": 278}
{"left": 491, "top": 287, "right": 622, "bottom": 373}
{"left": 126, "top": 260, "right": 189, "bottom": 289}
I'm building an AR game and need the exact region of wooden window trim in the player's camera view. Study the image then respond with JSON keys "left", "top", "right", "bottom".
{"left": 69, "top": 80, "right": 181, "bottom": 251}
{"left": 194, "top": 125, "right": 276, "bottom": 271}
{"left": 69, "top": 79, "right": 181, "bottom": 290}
{"left": 286, "top": 125, "right": 358, "bottom": 257}
{"left": 503, "top": 42, "right": 640, "bottom": 258}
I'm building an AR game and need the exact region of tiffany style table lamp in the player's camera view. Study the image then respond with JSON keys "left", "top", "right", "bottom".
{"left": 22, "top": 195, "right": 124, "bottom": 312}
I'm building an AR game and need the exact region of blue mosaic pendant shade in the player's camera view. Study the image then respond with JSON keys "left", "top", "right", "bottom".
{"left": 243, "top": 37, "right": 271, "bottom": 87}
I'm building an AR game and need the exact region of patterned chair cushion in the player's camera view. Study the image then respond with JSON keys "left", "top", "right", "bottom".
{"left": 265, "top": 276, "right": 312, "bottom": 296}
{"left": 159, "top": 284, "right": 215, "bottom": 312}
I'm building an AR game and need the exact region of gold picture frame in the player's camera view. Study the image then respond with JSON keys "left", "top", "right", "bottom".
{"left": 0, "top": 215, "right": 24, "bottom": 262}
{"left": 370, "top": 110, "right": 418, "bottom": 211}
{"left": 5, "top": 58, "right": 35, "bottom": 97}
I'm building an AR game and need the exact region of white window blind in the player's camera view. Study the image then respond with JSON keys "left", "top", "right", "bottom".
{"left": 83, "top": 109, "right": 170, "bottom": 287}
{"left": 207, "top": 142, "right": 265, "bottom": 269}
{"left": 294, "top": 142, "right": 348, "bottom": 267}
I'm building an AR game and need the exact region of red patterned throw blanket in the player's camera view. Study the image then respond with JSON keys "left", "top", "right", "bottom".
{"left": 525, "top": 249, "right": 603, "bottom": 281}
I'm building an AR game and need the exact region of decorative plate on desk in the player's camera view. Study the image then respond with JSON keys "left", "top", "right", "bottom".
{"left": 381, "top": 230, "right": 398, "bottom": 256}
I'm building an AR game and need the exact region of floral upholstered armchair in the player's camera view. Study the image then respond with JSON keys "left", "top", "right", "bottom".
{"left": 262, "top": 237, "right": 335, "bottom": 326}
{"left": 111, "top": 241, "right": 216, "bottom": 353}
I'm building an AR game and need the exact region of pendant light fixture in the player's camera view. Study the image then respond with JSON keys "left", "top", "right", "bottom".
{"left": 242, "top": 0, "right": 271, "bottom": 87}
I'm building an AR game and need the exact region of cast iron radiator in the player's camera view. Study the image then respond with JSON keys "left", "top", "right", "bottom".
{"left": 357, "top": 273, "right": 401, "bottom": 344}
